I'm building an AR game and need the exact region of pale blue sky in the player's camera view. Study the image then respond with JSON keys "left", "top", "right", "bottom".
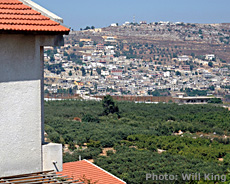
{"left": 33, "top": 0, "right": 230, "bottom": 30}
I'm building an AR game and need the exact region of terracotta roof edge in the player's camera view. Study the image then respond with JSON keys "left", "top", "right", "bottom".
{"left": 83, "top": 159, "right": 127, "bottom": 184}
{"left": 19, "top": 0, "right": 63, "bottom": 24}
{"left": 19, "top": 0, "right": 70, "bottom": 31}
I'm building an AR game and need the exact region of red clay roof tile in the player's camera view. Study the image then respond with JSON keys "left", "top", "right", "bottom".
{"left": 0, "top": 0, "right": 70, "bottom": 33}
{"left": 0, "top": 0, "right": 23, "bottom": 4}
{"left": 57, "top": 160, "right": 126, "bottom": 184}
{"left": 0, "top": 4, "right": 31, "bottom": 10}
{"left": 0, "top": 14, "right": 50, "bottom": 20}
{"left": 0, "top": 9, "right": 41, "bottom": 15}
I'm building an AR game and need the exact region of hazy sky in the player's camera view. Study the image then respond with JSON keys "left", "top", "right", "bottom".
{"left": 33, "top": 0, "right": 230, "bottom": 30}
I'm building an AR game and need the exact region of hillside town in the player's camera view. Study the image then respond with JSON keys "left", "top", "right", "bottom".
{"left": 43, "top": 21, "right": 230, "bottom": 100}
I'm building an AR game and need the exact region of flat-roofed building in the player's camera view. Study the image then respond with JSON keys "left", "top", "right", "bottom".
{"left": 174, "top": 96, "right": 214, "bottom": 104}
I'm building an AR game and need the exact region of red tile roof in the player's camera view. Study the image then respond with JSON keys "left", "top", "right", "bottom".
{"left": 57, "top": 160, "right": 126, "bottom": 184}
{"left": 0, "top": 0, "right": 70, "bottom": 33}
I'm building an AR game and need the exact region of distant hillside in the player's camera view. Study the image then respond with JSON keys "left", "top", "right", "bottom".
{"left": 67, "top": 22, "right": 230, "bottom": 63}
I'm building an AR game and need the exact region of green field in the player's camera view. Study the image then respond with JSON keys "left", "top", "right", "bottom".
{"left": 45, "top": 98, "right": 230, "bottom": 184}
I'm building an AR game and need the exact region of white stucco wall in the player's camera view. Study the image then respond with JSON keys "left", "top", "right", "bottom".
{"left": 0, "top": 34, "right": 63, "bottom": 177}
{"left": 42, "top": 143, "right": 63, "bottom": 172}
{"left": 0, "top": 34, "right": 43, "bottom": 177}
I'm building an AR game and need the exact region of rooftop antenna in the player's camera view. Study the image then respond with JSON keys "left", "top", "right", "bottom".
{"left": 133, "top": 15, "right": 135, "bottom": 23}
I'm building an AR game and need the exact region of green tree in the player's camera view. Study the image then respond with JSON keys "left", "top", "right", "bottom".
{"left": 64, "top": 51, "right": 68, "bottom": 56}
{"left": 176, "top": 71, "right": 181, "bottom": 76}
{"left": 102, "top": 95, "right": 119, "bottom": 116}
{"left": 84, "top": 26, "right": 91, "bottom": 30}
{"left": 69, "top": 141, "right": 75, "bottom": 150}
{"left": 208, "top": 98, "right": 223, "bottom": 104}
{"left": 208, "top": 85, "right": 215, "bottom": 91}
{"left": 69, "top": 88, "right": 73, "bottom": 95}
{"left": 81, "top": 67, "right": 86, "bottom": 76}
{"left": 96, "top": 68, "right": 101, "bottom": 75}
{"left": 68, "top": 70, "right": 72, "bottom": 76}
{"left": 219, "top": 37, "right": 224, "bottom": 42}
{"left": 82, "top": 114, "right": 99, "bottom": 123}
{"left": 208, "top": 61, "right": 213, "bottom": 67}
{"left": 173, "top": 53, "right": 177, "bottom": 58}
{"left": 79, "top": 42, "right": 84, "bottom": 47}
{"left": 50, "top": 56, "right": 55, "bottom": 62}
